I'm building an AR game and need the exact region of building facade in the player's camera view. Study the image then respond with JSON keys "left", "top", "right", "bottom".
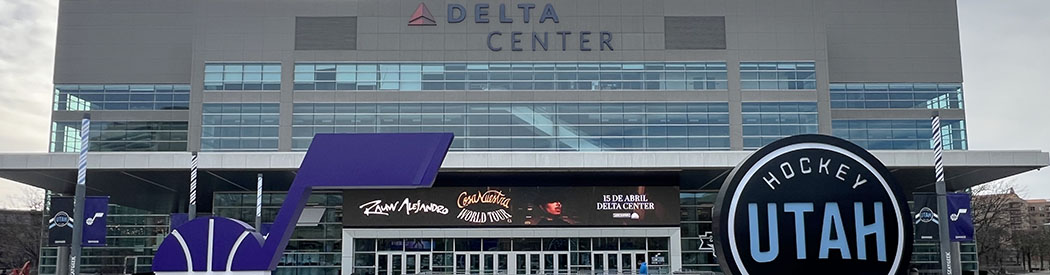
{"left": 1025, "top": 198, "right": 1050, "bottom": 229}
{"left": 1, "top": 0, "right": 1048, "bottom": 274}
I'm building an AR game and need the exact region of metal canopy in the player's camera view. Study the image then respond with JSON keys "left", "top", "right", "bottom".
{"left": 1, "top": 150, "right": 1045, "bottom": 213}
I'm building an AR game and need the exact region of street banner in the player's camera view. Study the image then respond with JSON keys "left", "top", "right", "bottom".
{"left": 82, "top": 196, "right": 109, "bottom": 247}
{"left": 913, "top": 193, "right": 940, "bottom": 241}
{"left": 48, "top": 196, "right": 109, "bottom": 246}
{"left": 947, "top": 193, "right": 974, "bottom": 242}
{"left": 48, "top": 197, "right": 74, "bottom": 246}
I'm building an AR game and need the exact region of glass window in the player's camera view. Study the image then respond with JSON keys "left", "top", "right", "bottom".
{"left": 739, "top": 62, "right": 817, "bottom": 91}
{"left": 201, "top": 103, "right": 280, "bottom": 151}
{"left": 513, "top": 238, "right": 541, "bottom": 251}
{"left": 204, "top": 63, "right": 282, "bottom": 91}
{"left": 832, "top": 119, "right": 967, "bottom": 150}
{"left": 830, "top": 82, "right": 964, "bottom": 110}
{"left": 209, "top": 191, "right": 343, "bottom": 274}
{"left": 741, "top": 102, "right": 819, "bottom": 149}
{"left": 293, "top": 62, "right": 728, "bottom": 91}
{"left": 292, "top": 102, "right": 730, "bottom": 151}
{"left": 679, "top": 191, "right": 719, "bottom": 269}
{"left": 50, "top": 121, "right": 189, "bottom": 153}
{"left": 54, "top": 84, "right": 190, "bottom": 111}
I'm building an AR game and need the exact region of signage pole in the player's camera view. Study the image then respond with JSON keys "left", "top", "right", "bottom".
{"left": 931, "top": 114, "right": 957, "bottom": 275}
{"left": 57, "top": 248, "right": 69, "bottom": 275}
{"left": 69, "top": 114, "right": 90, "bottom": 275}
{"left": 951, "top": 243, "right": 962, "bottom": 273}
{"left": 189, "top": 152, "right": 198, "bottom": 219}
{"left": 256, "top": 173, "right": 263, "bottom": 230}
{"left": 51, "top": 190, "right": 70, "bottom": 275}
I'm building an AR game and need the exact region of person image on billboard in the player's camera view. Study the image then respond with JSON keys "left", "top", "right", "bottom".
{"left": 534, "top": 196, "right": 577, "bottom": 225}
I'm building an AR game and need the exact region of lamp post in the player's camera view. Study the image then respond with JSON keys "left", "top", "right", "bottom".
{"left": 69, "top": 114, "right": 90, "bottom": 275}
{"left": 931, "top": 114, "right": 961, "bottom": 274}
{"left": 189, "top": 152, "right": 198, "bottom": 219}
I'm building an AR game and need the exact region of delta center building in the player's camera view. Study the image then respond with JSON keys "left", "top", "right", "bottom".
{"left": 1, "top": 0, "right": 1048, "bottom": 274}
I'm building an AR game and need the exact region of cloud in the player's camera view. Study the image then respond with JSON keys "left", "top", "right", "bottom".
{"left": 0, "top": 0, "right": 56, "bottom": 204}
{"left": 958, "top": 0, "right": 1050, "bottom": 198}
{"left": 0, "top": 0, "right": 56, "bottom": 153}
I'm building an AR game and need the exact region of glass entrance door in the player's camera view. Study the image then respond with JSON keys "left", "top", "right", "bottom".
{"left": 511, "top": 253, "right": 568, "bottom": 274}
{"left": 537, "top": 253, "right": 570, "bottom": 274}
{"left": 454, "top": 253, "right": 484, "bottom": 274}
{"left": 354, "top": 237, "right": 671, "bottom": 274}
{"left": 377, "top": 252, "right": 430, "bottom": 275}
{"left": 592, "top": 252, "right": 646, "bottom": 274}
{"left": 496, "top": 254, "right": 509, "bottom": 274}
{"left": 456, "top": 252, "right": 516, "bottom": 274}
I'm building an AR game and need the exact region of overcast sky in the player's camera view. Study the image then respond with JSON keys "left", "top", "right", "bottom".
{"left": 0, "top": 0, "right": 1047, "bottom": 208}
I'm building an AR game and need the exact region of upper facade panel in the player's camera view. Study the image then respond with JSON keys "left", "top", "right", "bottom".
{"left": 823, "top": 0, "right": 964, "bottom": 82}
{"left": 53, "top": 0, "right": 963, "bottom": 83}
{"left": 54, "top": 0, "right": 193, "bottom": 84}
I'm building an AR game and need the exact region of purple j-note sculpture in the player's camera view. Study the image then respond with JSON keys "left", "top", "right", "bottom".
{"left": 153, "top": 133, "right": 453, "bottom": 274}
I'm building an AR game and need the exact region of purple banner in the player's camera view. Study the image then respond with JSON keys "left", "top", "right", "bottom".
{"left": 83, "top": 196, "right": 109, "bottom": 247}
{"left": 947, "top": 193, "right": 974, "bottom": 242}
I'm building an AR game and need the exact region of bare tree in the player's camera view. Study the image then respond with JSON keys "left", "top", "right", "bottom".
{"left": 971, "top": 179, "right": 1023, "bottom": 274}
{"left": 2, "top": 184, "right": 45, "bottom": 211}
{"left": 0, "top": 223, "right": 40, "bottom": 271}
{"left": 1036, "top": 228, "right": 1050, "bottom": 271}
{"left": 0, "top": 184, "right": 44, "bottom": 275}
{"left": 1014, "top": 229, "right": 1041, "bottom": 271}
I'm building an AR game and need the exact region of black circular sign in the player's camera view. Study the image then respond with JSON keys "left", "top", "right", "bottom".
{"left": 713, "top": 135, "right": 912, "bottom": 275}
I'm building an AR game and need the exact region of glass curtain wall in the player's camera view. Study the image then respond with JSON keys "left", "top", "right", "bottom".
{"left": 201, "top": 103, "right": 281, "bottom": 151}
{"left": 38, "top": 205, "right": 169, "bottom": 275}
{"left": 831, "top": 83, "right": 964, "bottom": 109}
{"left": 292, "top": 102, "right": 731, "bottom": 151}
{"left": 293, "top": 62, "right": 729, "bottom": 91}
{"left": 50, "top": 121, "right": 188, "bottom": 152}
{"left": 53, "top": 84, "right": 190, "bottom": 111}
{"left": 832, "top": 120, "right": 967, "bottom": 150}
{"left": 213, "top": 191, "right": 343, "bottom": 275}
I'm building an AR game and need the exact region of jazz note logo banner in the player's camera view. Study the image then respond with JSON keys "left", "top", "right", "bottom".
{"left": 81, "top": 196, "right": 109, "bottom": 246}
{"left": 946, "top": 193, "right": 974, "bottom": 242}
{"left": 713, "top": 135, "right": 912, "bottom": 275}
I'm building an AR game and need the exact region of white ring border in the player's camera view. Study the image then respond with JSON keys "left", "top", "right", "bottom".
{"left": 726, "top": 143, "right": 905, "bottom": 275}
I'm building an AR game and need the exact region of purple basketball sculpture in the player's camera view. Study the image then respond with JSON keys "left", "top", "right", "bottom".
{"left": 153, "top": 133, "right": 454, "bottom": 274}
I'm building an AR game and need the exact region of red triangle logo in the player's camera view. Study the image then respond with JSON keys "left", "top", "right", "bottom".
{"left": 408, "top": 3, "right": 436, "bottom": 26}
